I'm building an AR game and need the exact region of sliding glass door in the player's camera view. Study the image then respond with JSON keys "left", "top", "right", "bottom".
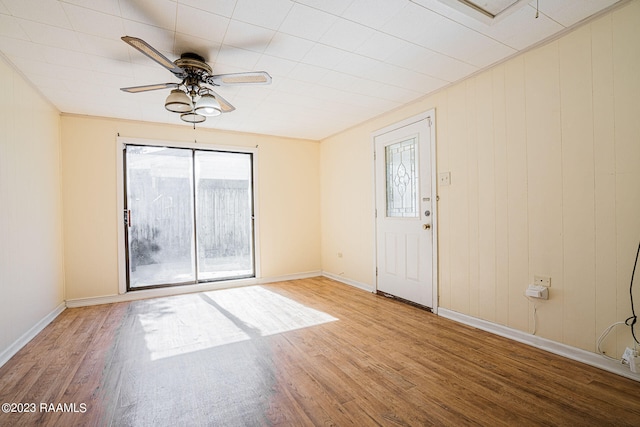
{"left": 124, "top": 144, "right": 254, "bottom": 290}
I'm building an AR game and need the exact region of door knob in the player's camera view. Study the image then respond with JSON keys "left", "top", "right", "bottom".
{"left": 423, "top": 224, "right": 431, "bottom": 230}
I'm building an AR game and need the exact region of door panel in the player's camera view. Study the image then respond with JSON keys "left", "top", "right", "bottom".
{"left": 384, "top": 232, "right": 398, "bottom": 275}
{"left": 375, "top": 118, "right": 434, "bottom": 308}
{"left": 406, "top": 234, "right": 420, "bottom": 281}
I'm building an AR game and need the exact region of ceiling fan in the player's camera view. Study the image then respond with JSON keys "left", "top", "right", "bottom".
{"left": 120, "top": 36, "right": 272, "bottom": 124}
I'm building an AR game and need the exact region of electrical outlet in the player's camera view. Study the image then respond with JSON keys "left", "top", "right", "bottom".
{"left": 534, "top": 275, "right": 551, "bottom": 287}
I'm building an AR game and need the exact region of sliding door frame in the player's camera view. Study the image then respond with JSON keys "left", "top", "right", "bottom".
{"left": 116, "top": 136, "right": 261, "bottom": 295}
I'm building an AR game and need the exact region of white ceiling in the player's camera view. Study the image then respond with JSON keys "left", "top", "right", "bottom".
{"left": 0, "top": 0, "right": 622, "bottom": 140}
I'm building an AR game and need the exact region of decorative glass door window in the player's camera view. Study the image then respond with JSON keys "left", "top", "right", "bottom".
{"left": 124, "top": 145, "right": 254, "bottom": 289}
{"left": 385, "top": 138, "right": 419, "bottom": 218}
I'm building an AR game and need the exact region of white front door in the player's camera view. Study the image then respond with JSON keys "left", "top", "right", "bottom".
{"left": 374, "top": 114, "right": 436, "bottom": 309}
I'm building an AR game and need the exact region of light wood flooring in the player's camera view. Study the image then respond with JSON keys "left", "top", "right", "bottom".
{"left": 1, "top": 277, "right": 640, "bottom": 426}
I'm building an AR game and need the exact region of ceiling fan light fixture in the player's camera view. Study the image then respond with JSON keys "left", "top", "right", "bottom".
{"left": 165, "top": 89, "right": 193, "bottom": 113}
{"left": 180, "top": 112, "right": 206, "bottom": 124}
{"left": 194, "top": 94, "right": 222, "bottom": 117}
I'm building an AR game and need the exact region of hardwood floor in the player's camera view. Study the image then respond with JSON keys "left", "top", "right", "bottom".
{"left": 1, "top": 277, "right": 639, "bottom": 426}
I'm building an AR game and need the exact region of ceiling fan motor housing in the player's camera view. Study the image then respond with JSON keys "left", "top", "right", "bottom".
{"left": 175, "top": 53, "right": 212, "bottom": 77}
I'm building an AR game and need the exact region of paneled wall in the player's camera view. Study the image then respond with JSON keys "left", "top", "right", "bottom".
{"left": 321, "top": 1, "right": 640, "bottom": 356}
{"left": 0, "top": 55, "right": 64, "bottom": 360}
{"left": 437, "top": 5, "right": 640, "bottom": 355}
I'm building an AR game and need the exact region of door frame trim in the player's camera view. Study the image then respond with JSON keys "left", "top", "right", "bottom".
{"left": 115, "top": 136, "right": 261, "bottom": 295}
{"left": 371, "top": 110, "right": 438, "bottom": 313}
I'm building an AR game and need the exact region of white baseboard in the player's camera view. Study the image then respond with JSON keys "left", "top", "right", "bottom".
{"left": 65, "top": 271, "right": 323, "bottom": 308}
{"left": 438, "top": 308, "right": 640, "bottom": 382}
{"left": 322, "top": 271, "right": 375, "bottom": 292}
{"left": 258, "top": 270, "right": 322, "bottom": 285}
{"left": 0, "top": 302, "right": 66, "bottom": 369}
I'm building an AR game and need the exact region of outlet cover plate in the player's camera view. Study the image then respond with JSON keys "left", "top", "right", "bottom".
{"left": 534, "top": 275, "right": 551, "bottom": 287}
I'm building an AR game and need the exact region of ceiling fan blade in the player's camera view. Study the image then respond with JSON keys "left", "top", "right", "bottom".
{"left": 211, "top": 91, "right": 236, "bottom": 113}
{"left": 120, "top": 83, "right": 179, "bottom": 93}
{"left": 206, "top": 71, "right": 272, "bottom": 86}
{"left": 122, "top": 36, "right": 185, "bottom": 77}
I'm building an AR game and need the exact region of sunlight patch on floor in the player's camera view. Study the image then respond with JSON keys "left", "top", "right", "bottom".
{"left": 137, "top": 286, "right": 338, "bottom": 361}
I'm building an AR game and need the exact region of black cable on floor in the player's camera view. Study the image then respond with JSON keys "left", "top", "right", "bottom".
{"left": 625, "top": 240, "right": 640, "bottom": 344}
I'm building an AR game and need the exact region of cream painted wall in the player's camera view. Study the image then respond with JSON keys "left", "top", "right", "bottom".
{"left": 0, "top": 57, "right": 64, "bottom": 355}
{"left": 320, "top": 124, "right": 375, "bottom": 285}
{"left": 320, "top": 1, "right": 640, "bottom": 357}
{"left": 61, "top": 115, "right": 320, "bottom": 300}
